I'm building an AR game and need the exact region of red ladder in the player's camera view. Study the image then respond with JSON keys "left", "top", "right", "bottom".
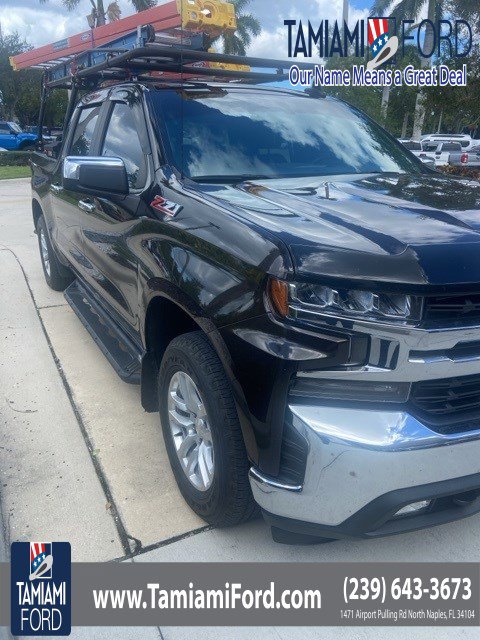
{"left": 10, "top": 0, "right": 236, "bottom": 70}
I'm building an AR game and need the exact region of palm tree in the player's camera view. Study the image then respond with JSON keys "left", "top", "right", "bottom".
{"left": 208, "top": 0, "right": 261, "bottom": 56}
{"left": 40, "top": 0, "right": 156, "bottom": 28}
{"left": 371, "top": 0, "right": 441, "bottom": 138}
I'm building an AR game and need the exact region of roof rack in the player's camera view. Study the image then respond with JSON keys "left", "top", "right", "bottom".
{"left": 11, "top": 0, "right": 316, "bottom": 88}
{"left": 44, "top": 43, "right": 314, "bottom": 89}
{"left": 10, "top": 0, "right": 315, "bottom": 88}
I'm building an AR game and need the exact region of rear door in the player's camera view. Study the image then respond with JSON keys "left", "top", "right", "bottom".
{"left": 76, "top": 88, "right": 152, "bottom": 334}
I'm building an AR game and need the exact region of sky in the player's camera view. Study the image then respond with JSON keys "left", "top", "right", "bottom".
{"left": 0, "top": 0, "right": 371, "bottom": 58}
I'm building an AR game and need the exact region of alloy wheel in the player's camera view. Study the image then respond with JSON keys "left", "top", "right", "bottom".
{"left": 167, "top": 371, "right": 214, "bottom": 491}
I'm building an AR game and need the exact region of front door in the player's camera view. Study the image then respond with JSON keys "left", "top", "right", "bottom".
{"left": 75, "top": 91, "right": 152, "bottom": 335}
{"left": 51, "top": 103, "right": 103, "bottom": 274}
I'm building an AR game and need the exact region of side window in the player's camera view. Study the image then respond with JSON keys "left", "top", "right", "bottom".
{"left": 70, "top": 106, "right": 101, "bottom": 156}
{"left": 102, "top": 103, "right": 147, "bottom": 190}
{"left": 0, "top": 124, "right": 11, "bottom": 134}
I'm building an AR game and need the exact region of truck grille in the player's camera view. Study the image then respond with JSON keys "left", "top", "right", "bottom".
{"left": 424, "top": 294, "right": 480, "bottom": 325}
{"left": 410, "top": 373, "right": 480, "bottom": 433}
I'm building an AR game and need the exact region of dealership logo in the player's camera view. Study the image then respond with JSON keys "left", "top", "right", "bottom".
{"left": 11, "top": 541, "right": 71, "bottom": 636}
{"left": 367, "top": 18, "right": 398, "bottom": 70}
{"left": 285, "top": 15, "right": 471, "bottom": 88}
{"left": 29, "top": 542, "right": 54, "bottom": 581}
{"left": 285, "top": 17, "right": 472, "bottom": 60}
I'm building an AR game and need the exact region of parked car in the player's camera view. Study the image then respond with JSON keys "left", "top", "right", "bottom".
{"left": 32, "top": 73, "right": 480, "bottom": 543}
{"left": 24, "top": 125, "right": 57, "bottom": 142}
{"left": 0, "top": 121, "right": 37, "bottom": 150}
{"left": 399, "top": 139, "right": 422, "bottom": 154}
{"left": 421, "top": 133, "right": 473, "bottom": 149}
{"left": 399, "top": 140, "right": 436, "bottom": 169}
{"left": 421, "top": 141, "right": 463, "bottom": 166}
{"left": 449, "top": 145, "right": 480, "bottom": 168}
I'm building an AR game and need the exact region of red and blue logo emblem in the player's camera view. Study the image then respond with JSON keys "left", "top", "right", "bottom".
{"left": 367, "top": 17, "right": 399, "bottom": 70}
{"left": 11, "top": 541, "right": 71, "bottom": 636}
{"left": 29, "top": 542, "right": 53, "bottom": 581}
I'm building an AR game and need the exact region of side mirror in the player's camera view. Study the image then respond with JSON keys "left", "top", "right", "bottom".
{"left": 63, "top": 156, "right": 129, "bottom": 196}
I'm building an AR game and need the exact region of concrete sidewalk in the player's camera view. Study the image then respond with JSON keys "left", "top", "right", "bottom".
{"left": 139, "top": 523, "right": 480, "bottom": 640}
{"left": 0, "top": 248, "right": 122, "bottom": 560}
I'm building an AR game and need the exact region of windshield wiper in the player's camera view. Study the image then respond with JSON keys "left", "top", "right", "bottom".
{"left": 190, "top": 174, "right": 276, "bottom": 184}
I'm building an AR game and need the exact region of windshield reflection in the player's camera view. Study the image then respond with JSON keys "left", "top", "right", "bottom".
{"left": 149, "top": 89, "right": 422, "bottom": 180}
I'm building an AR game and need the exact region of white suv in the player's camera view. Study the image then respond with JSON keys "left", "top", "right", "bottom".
{"left": 421, "top": 133, "right": 473, "bottom": 150}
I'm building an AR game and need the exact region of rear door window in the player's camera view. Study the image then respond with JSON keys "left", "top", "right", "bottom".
{"left": 70, "top": 105, "right": 101, "bottom": 156}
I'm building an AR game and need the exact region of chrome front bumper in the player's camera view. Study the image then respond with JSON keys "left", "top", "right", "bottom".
{"left": 250, "top": 403, "right": 480, "bottom": 531}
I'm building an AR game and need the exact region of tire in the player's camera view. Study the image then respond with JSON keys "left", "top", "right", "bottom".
{"left": 36, "top": 215, "right": 73, "bottom": 291}
{"left": 158, "top": 331, "right": 257, "bottom": 527}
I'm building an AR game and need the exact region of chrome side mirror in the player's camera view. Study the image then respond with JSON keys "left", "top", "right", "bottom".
{"left": 63, "top": 156, "right": 129, "bottom": 195}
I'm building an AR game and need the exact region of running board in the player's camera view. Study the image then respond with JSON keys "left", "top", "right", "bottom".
{"left": 64, "top": 280, "right": 142, "bottom": 384}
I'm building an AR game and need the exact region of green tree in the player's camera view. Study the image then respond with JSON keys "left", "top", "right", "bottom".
{"left": 208, "top": 0, "right": 261, "bottom": 55}
{"left": 0, "top": 32, "right": 67, "bottom": 126}
{"left": 448, "top": 0, "right": 480, "bottom": 25}
{"left": 371, "top": 0, "right": 446, "bottom": 139}
{"left": 422, "top": 43, "right": 480, "bottom": 136}
{"left": 0, "top": 33, "right": 40, "bottom": 122}
{"left": 371, "top": 0, "right": 478, "bottom": 138}
{"left": 39, "top": 0, "right": 157, "bottom": 28}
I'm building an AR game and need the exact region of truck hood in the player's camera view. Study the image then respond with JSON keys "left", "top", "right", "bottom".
{"left": 195, "top": 172, "right": 480, "bottom": 287}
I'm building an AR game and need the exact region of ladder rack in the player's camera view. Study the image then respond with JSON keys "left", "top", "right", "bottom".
{"left": 44, "top": 43, "right": 315, "bottom": 89}
{"left": 10, "top": 0, "right": 316, "bottom": 88}
{"left": 10, "top": 0, "right": 236, "bottom": 71}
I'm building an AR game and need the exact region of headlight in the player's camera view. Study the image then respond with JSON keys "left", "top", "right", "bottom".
{"left": 268, "top": 279, "right": 422, "bottom": 323}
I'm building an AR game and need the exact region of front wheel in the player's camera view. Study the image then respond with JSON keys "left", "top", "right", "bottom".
{"left": 37, "top": 215, "right": 73, "bottom": 291}
{"left": 158, "top": 331, "right": 257, "bottom": 526}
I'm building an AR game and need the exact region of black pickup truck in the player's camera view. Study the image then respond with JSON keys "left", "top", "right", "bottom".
{"left": 31, "top": 73, "right": 480, "bottom": 543}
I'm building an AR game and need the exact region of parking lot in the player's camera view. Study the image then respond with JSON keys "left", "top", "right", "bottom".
{"left": 1, "top": 177, "right": 479, "bottom": 640}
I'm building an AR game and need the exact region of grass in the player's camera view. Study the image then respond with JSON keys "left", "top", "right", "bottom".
{"left": 0, "top": 165, "right": 31, "bottom": 180}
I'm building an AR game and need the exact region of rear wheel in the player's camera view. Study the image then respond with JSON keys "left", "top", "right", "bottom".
{"left": 36, "top": 215, "right": 73, "bottom": 291}
{"left": 158, "top": 331, "right": 257, "bottom": 526}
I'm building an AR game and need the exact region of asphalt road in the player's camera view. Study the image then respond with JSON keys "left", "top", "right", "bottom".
{"left": 0, "top": 177, "right": 479, "bottom": 640}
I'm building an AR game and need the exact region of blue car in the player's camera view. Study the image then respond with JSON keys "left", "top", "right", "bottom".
{"left": 0, "top": 121, "right": 37, "bottom": 150}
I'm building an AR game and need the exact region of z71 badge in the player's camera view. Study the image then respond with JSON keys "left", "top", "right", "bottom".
{"left": 150, "top": 195, "right": 182, "bottom": 217}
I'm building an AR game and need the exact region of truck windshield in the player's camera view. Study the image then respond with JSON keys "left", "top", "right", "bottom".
{"left": 148, "top": 88, "right": 421, "bottom": 181}
{"left": 9, "top": 122, "right": 22, "bottom": 133}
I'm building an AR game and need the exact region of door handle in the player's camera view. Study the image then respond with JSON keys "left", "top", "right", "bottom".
{"left": 78, "top": 199, "right": 96, "bottom": 213}
{"left": 50, "top": 183, "right": 62, "bottom": 194}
